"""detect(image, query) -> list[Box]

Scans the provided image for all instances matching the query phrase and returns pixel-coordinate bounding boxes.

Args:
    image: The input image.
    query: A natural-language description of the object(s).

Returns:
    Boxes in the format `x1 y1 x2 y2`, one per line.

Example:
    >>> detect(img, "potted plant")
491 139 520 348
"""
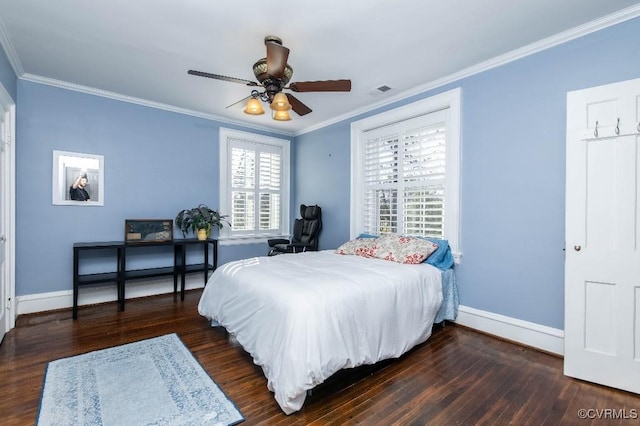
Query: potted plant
175 204 229 240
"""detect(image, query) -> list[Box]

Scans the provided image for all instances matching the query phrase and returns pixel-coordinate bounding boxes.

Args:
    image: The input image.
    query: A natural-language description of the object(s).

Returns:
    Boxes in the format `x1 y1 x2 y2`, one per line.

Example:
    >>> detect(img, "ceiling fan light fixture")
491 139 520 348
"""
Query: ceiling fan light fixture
188 35 352 122
244 98 265 115
270 93 291 111
272 109 291 121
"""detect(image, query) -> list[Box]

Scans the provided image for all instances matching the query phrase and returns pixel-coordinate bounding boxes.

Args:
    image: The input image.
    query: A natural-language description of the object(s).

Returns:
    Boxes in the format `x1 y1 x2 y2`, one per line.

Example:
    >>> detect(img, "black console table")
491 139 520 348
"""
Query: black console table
73 238 217 319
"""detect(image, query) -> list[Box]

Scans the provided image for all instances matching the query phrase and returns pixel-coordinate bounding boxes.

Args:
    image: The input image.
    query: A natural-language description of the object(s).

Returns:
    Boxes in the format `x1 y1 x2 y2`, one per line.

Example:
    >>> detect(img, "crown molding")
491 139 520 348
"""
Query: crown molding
0 17 24 77
19 73 295 138
295 4 640 136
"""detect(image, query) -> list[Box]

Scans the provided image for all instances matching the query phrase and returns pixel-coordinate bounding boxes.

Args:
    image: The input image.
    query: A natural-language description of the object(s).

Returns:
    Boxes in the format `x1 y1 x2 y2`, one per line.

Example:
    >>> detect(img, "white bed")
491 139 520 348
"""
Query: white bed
198 249 444 414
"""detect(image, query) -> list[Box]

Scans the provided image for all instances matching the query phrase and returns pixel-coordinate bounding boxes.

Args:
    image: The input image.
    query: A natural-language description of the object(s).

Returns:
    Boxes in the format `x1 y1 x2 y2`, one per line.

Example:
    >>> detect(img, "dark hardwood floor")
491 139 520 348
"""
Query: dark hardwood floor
1 289 638 425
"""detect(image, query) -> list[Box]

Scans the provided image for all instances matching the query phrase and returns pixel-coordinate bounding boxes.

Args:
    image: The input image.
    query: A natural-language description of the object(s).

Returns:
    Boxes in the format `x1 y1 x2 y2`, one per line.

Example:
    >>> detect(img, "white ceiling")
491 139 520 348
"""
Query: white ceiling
1 0 639 135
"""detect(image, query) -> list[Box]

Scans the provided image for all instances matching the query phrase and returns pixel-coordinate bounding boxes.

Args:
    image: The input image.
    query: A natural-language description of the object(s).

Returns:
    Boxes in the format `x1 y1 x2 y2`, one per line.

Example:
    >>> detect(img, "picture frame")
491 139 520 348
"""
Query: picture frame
52 150 104 206
125 219 174 243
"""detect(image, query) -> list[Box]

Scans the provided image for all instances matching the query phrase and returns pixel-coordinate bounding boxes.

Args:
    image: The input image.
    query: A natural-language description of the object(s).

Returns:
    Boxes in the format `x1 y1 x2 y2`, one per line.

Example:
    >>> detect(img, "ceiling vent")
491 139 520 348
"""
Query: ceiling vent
369 85 393 96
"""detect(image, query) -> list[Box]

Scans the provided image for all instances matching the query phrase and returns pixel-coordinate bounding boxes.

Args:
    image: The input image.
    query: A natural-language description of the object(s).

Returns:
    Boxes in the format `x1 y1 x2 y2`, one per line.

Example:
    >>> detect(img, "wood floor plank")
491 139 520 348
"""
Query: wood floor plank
1 289 639 425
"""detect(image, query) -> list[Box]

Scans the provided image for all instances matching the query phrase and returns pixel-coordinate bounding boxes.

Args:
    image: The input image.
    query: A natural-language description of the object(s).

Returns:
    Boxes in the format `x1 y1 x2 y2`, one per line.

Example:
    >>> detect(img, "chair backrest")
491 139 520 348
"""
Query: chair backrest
291 204 322 250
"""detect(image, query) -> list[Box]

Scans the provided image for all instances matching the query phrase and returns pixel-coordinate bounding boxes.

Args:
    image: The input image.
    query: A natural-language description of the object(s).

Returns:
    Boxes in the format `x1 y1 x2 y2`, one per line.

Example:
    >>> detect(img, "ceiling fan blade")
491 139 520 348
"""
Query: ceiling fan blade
266 41 290 79
288 80 351 92
286 93 312 116
225 95 252 109
188 70 258 86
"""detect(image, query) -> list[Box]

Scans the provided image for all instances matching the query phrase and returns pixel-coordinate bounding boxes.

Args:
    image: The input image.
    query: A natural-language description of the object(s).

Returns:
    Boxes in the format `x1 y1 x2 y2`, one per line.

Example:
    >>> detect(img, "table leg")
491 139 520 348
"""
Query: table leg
204 242 209 284
180 243 186 301
118 246 126 311
173 245 180 295
73 247 79 319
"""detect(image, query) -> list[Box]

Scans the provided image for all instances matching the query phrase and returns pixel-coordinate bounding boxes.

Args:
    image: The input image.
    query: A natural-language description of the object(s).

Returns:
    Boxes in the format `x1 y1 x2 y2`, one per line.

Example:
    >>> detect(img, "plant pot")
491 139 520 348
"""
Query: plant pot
197 229 208 241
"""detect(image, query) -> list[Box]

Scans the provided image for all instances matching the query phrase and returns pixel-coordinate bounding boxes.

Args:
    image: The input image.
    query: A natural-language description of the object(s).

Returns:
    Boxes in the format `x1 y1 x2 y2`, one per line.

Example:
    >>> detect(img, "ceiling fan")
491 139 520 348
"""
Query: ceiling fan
188 35 351 120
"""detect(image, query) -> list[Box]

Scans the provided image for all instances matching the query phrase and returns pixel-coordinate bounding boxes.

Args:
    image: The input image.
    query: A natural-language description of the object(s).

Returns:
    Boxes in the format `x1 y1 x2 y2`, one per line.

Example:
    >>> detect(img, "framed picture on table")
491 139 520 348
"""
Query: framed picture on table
125 219 174 243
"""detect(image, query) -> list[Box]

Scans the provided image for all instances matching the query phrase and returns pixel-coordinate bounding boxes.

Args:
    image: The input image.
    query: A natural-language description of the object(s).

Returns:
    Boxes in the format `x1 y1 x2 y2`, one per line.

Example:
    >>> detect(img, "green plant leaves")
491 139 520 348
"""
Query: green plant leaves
175 204 229 237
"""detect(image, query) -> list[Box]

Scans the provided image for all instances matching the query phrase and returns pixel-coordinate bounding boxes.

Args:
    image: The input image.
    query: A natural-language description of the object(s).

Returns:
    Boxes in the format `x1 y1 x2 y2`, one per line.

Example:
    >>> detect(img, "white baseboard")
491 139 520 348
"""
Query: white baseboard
16 276 205 316
453 305 564 356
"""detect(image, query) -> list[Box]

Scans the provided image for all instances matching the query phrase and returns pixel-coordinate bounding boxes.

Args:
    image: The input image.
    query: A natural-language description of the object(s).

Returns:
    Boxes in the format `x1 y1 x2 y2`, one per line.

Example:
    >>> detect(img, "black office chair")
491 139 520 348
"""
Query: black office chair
268 204 322 256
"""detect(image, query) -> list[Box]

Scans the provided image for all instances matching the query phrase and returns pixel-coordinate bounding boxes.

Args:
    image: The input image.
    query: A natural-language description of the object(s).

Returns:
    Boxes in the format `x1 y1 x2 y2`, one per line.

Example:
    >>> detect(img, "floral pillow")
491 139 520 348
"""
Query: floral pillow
372 234 438 264
335 238 378 258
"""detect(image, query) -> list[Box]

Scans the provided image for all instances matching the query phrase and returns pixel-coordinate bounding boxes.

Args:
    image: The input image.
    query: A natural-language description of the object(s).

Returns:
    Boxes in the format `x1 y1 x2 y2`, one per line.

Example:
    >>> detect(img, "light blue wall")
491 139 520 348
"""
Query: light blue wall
294 120 351 250
16 81 291 296
294 17 640 330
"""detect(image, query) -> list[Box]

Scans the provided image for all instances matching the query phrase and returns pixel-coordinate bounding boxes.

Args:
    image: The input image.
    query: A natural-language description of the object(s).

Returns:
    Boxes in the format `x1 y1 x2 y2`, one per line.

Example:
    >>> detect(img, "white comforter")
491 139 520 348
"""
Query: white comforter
197 250 443 414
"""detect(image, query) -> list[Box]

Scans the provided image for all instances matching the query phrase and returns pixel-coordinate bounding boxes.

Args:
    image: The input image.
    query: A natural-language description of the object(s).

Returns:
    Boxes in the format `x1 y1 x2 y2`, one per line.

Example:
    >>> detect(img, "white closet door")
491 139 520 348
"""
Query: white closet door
565 77 640 393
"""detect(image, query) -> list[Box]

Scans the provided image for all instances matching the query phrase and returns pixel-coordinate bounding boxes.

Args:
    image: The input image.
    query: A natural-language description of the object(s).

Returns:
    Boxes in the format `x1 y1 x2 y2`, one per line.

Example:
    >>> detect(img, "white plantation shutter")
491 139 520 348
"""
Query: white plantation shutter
230 146 255 231
259 152 281 230
219 128 290 243
362 110 448 238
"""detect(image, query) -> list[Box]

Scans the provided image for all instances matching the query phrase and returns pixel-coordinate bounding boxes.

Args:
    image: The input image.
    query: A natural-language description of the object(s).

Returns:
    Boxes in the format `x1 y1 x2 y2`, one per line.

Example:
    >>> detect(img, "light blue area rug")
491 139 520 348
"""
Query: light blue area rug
37 333 244 426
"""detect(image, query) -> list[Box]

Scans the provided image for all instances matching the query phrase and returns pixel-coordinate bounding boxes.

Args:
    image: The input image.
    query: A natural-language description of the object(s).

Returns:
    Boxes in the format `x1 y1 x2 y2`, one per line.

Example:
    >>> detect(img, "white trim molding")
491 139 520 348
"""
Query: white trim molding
16 276 205 316
454 305 564 356
0 17 23 76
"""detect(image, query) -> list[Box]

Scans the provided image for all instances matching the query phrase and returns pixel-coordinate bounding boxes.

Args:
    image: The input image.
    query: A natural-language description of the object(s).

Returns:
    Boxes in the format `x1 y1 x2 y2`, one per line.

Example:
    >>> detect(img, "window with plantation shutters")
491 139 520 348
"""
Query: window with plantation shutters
351 89 461 261
219 128 290 244
363 111 447 238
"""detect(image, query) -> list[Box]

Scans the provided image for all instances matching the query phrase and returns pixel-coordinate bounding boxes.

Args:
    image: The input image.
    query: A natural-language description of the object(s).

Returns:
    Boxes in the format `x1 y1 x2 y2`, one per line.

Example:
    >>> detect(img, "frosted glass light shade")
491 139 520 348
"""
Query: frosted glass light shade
273 109 291 121
244 98 265 115
270 93 291 111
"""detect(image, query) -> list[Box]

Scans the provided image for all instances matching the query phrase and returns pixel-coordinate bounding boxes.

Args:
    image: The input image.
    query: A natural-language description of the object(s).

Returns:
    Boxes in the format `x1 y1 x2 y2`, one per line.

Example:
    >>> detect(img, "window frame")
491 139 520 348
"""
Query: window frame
350 88 462 263
219 127 290 246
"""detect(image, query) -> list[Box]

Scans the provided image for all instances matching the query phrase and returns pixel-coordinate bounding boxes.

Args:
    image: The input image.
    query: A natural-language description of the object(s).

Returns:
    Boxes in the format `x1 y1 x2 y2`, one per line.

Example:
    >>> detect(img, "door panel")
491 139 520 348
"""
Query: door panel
584 280 615 354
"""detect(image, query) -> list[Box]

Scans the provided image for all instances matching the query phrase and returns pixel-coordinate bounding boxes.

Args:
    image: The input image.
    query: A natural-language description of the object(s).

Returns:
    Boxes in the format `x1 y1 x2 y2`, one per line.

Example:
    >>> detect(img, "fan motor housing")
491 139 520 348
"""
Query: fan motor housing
252 58 293 86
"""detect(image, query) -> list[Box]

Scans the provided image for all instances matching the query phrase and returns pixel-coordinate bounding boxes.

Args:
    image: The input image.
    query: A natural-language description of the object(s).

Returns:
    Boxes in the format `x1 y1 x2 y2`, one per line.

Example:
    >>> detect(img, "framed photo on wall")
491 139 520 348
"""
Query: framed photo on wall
52 150 104 206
